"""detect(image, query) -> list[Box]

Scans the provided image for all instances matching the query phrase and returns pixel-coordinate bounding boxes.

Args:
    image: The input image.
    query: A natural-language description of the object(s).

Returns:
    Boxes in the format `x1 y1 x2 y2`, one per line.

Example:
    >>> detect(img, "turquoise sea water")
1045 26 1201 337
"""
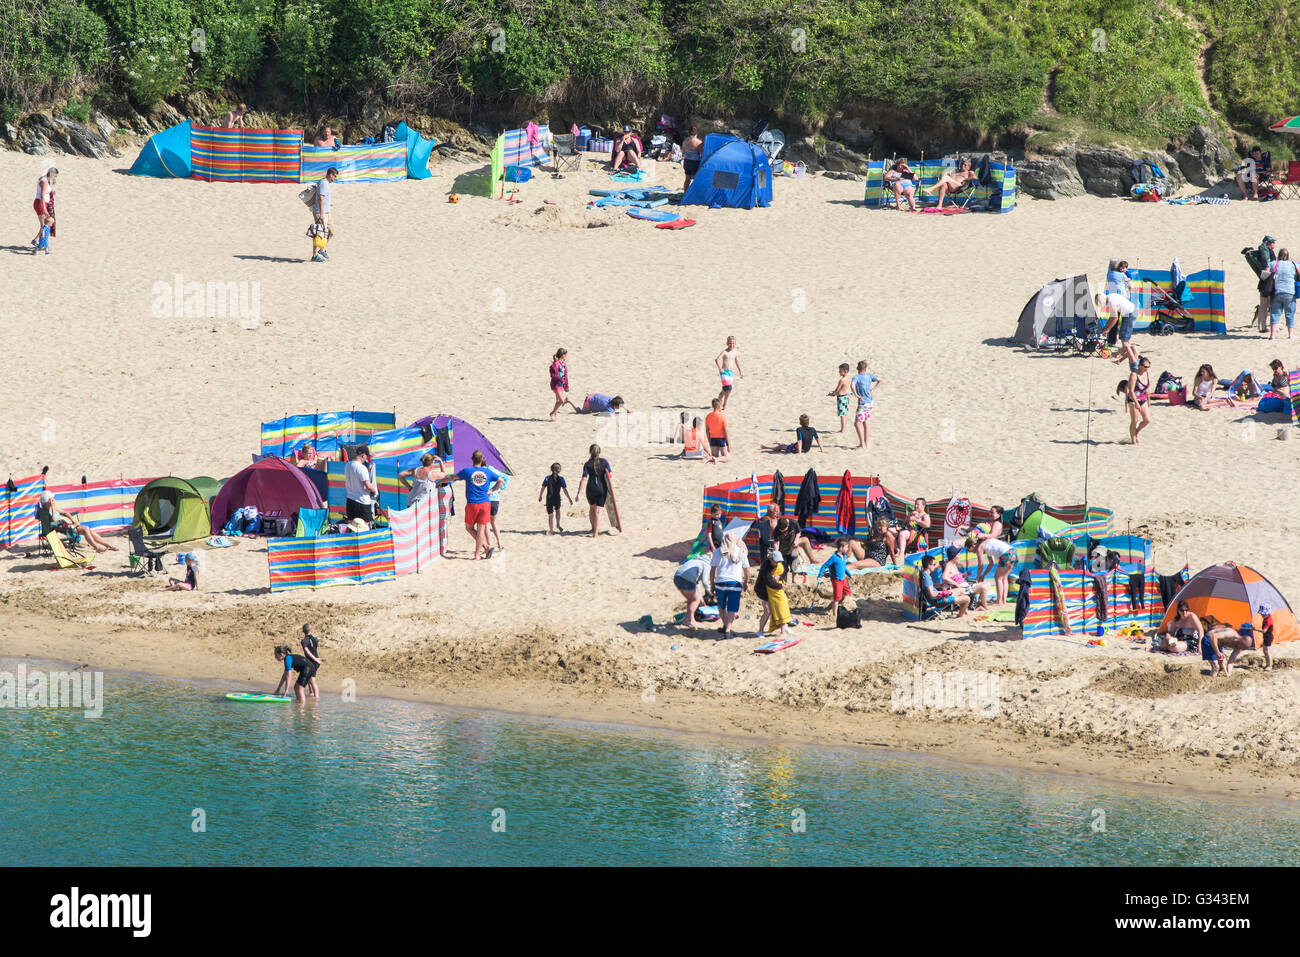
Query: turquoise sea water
0 662 1297 866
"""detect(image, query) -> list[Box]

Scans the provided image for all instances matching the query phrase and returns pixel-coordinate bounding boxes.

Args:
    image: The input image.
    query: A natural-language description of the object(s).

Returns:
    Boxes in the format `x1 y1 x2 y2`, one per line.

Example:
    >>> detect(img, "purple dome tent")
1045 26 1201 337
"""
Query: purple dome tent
209 457 326 534
405 415 512 475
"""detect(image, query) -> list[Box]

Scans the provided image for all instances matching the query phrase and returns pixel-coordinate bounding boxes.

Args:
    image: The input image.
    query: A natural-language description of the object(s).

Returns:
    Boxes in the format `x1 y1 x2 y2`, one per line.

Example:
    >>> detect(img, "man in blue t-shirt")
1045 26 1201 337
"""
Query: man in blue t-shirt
435 450 504 559
850 359 881 450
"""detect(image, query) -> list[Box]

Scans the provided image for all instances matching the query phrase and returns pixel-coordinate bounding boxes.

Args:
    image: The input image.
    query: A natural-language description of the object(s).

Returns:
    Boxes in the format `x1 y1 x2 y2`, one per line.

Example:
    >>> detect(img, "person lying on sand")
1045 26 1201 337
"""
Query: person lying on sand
759 414 825 454
580 393 625 415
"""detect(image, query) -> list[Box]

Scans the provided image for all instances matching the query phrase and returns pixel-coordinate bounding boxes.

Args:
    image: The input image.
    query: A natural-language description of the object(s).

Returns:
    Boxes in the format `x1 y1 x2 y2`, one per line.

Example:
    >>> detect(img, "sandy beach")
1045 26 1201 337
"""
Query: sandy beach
3 149 1300 798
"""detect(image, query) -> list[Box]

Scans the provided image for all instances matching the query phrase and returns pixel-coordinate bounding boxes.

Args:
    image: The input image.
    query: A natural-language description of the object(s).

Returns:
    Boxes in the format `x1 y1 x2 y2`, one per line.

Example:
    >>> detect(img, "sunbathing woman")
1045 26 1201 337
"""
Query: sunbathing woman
919 157 977 206
853 518 899 569
41 490 118 552
898 498 931 554
1163 600 1203 654
1270 359 1289 392
883 158 918 212
941 545 990 615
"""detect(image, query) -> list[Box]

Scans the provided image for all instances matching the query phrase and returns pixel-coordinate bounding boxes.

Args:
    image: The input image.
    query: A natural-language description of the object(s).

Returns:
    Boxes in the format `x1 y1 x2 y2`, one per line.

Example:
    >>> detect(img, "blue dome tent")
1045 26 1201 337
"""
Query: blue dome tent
680 134 772 209
128 120 192 178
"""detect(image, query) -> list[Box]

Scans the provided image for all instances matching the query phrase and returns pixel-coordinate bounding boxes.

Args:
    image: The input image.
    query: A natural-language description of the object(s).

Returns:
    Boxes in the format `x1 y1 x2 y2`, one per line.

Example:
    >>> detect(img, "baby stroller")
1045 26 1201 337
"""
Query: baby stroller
1146 283 1195 335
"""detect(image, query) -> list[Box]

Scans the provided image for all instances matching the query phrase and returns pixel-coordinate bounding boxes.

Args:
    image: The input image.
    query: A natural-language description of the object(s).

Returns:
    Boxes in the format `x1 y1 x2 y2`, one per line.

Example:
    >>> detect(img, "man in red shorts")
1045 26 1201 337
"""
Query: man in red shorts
436 449 505 560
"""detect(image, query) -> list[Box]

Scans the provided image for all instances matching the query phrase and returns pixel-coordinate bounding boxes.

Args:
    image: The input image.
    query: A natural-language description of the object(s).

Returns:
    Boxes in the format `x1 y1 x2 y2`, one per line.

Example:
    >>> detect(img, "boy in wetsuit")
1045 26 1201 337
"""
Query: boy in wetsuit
539 463 573 534
273 645 311 699
299 624 322 700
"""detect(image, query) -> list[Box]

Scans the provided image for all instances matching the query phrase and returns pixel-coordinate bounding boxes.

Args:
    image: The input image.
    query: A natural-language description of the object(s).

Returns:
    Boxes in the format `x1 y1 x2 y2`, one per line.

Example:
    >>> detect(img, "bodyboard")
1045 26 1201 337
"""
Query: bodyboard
627 208 680 222
604 470 622 533
655 219 696 230
754 636 801 654
225 692 293 703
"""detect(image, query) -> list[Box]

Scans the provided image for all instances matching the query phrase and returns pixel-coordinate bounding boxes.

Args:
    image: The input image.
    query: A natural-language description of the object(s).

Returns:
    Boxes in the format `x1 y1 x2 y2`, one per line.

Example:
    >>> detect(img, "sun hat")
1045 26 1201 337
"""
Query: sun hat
768 547 783 563
1259 603 1273 615
945 545 960 560
347 518 369 533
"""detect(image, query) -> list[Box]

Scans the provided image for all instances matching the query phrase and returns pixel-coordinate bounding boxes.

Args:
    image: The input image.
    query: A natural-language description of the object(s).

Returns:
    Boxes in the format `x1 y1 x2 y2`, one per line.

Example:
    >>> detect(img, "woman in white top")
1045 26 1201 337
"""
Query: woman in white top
709 530 751 639
31 167 57 247
968 533 1014 605
399 453 445 508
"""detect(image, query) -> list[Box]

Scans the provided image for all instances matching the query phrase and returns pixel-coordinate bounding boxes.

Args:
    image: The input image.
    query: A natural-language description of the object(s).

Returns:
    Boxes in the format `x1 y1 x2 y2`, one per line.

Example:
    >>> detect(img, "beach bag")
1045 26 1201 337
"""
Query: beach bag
836 603 862 629
505 164 532 183
298 184 318 208
1154 370 1182 394
1259 393 1286 413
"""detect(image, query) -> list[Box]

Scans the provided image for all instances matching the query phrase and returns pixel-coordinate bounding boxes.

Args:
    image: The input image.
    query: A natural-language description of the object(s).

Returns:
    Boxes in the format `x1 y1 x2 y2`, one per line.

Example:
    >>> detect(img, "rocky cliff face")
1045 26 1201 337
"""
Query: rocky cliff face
1017 125 1241 200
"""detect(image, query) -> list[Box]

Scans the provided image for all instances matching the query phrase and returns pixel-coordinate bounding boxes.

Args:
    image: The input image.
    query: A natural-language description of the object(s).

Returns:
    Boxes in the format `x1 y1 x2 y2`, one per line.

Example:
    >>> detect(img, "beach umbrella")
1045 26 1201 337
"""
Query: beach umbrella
1268 116 1300 134
1158 563 1299 642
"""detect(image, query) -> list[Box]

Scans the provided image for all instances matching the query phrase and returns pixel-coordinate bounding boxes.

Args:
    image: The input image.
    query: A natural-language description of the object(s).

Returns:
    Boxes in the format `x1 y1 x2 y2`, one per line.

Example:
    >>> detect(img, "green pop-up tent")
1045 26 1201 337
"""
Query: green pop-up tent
133 476 220 543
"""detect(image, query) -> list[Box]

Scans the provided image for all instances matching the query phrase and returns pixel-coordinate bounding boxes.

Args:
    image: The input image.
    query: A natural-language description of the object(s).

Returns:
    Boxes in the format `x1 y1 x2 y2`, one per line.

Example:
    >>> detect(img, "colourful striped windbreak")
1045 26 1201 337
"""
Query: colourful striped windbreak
1125 268 1226 334
326 460 410 519
0 474 44 546
266 529 395 592
300 142 406 184
191 126 303 183
1290 369 1300 426
388 486 451 576
364 424 437 462
48 477 158 534
899 529 1139 620
1018 567 1186 638
501 125 551 168
260 411 396 458
863 159 1016 212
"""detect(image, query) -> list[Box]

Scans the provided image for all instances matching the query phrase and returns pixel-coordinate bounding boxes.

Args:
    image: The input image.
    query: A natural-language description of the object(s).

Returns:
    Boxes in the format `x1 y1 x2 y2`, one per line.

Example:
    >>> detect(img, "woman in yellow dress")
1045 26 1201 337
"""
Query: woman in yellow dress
760 547 792 636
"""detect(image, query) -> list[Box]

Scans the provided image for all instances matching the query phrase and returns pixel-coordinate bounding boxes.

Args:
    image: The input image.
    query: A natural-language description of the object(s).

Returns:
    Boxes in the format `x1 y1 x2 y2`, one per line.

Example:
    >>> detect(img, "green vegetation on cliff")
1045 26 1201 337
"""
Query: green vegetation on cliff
1 0 1296 142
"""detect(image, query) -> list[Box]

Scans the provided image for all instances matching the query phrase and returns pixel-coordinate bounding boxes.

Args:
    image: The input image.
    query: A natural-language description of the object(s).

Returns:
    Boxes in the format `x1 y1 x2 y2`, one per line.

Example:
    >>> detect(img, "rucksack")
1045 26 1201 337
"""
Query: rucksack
1007 494 1044 538
836 603 862 629
1155 370 1183 394
1242 246 1265 274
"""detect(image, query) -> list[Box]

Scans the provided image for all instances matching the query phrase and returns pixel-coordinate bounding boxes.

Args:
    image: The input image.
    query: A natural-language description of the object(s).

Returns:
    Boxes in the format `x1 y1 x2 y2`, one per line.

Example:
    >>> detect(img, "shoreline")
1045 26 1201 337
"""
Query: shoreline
3 602 1298 802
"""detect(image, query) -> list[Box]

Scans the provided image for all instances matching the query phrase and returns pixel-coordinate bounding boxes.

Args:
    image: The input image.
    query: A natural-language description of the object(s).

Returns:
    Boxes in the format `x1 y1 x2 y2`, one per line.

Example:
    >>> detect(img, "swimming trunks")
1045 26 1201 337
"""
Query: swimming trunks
720 369 735 391
836 393 851 417
1201 635 1220 661
856 405 873 424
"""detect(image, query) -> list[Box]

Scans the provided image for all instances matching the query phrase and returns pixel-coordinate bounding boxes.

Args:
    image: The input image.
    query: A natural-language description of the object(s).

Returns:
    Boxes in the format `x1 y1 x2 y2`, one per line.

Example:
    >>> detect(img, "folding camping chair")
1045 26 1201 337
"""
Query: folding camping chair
1274 160 1300 200
128 524 165 576
550 133 581 174
918 572 960 621
37 502 88 558
47 531 94 570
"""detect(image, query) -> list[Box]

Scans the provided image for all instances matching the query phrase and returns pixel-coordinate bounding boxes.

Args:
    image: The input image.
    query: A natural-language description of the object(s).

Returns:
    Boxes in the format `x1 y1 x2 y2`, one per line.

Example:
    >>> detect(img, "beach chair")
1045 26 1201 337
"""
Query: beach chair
128 525 165 575
1274 160 1300 200
550 134 581 173
918 575 959 621
47 531 94 570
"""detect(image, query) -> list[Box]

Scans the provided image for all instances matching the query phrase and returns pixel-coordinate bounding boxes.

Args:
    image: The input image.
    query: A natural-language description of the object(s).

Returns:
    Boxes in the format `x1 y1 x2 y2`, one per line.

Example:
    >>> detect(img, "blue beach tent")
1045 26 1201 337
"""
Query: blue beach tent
393 122 435 180
128 120 192 177
681 134 772 209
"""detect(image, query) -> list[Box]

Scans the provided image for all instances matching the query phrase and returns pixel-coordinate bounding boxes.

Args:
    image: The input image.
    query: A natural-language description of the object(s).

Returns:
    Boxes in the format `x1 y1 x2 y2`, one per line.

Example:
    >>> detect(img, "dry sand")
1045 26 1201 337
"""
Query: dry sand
2 149 1300 798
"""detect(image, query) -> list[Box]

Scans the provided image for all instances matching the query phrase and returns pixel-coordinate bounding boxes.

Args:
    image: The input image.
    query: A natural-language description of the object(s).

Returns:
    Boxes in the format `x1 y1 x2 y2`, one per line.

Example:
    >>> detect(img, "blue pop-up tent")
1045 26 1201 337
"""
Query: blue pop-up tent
393 122 435 180
128 120 192 177
681 134 772 209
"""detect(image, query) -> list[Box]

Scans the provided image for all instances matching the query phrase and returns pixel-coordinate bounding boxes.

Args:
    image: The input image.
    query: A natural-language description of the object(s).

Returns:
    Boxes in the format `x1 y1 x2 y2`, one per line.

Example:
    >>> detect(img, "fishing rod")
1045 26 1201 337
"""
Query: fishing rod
1083 360 1094 516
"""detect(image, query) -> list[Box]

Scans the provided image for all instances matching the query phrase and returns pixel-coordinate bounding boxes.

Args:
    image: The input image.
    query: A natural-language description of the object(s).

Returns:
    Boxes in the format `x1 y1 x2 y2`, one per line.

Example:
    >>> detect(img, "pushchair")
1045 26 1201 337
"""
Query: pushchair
1146 282 1195 335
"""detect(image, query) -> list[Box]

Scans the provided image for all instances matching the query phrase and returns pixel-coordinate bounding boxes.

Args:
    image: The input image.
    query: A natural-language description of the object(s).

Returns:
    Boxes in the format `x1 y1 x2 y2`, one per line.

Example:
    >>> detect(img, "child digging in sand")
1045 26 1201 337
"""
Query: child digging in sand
539 462 573 534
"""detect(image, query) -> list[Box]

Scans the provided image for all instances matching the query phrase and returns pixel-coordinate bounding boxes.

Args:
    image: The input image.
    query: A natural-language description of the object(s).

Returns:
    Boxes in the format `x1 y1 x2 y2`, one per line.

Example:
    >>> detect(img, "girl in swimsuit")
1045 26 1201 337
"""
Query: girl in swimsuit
1120 356 1152 445
549 347 579 419
899 498 930 554
1269 359 1288 392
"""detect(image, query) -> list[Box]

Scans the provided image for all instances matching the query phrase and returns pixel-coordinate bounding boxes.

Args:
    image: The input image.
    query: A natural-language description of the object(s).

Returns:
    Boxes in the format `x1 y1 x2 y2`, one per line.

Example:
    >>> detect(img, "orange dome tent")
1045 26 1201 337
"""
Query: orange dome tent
1158 563 1298 642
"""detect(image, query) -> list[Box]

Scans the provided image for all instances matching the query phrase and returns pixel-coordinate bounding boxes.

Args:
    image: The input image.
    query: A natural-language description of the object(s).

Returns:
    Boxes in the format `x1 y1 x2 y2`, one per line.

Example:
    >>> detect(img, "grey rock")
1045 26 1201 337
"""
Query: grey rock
55 116 120 158
822 170 861 181
1016 157 1085 200
828 116 876 152
93 112 116 140
1173 125 1239 187
1071 146 1183 197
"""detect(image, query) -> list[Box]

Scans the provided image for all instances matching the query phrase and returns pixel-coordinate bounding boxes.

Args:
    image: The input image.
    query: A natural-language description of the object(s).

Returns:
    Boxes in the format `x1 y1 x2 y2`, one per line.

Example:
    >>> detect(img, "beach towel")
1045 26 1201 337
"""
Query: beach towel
610 170 647 183
794 469 820 525
771 472 786 515
835 471 855 536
